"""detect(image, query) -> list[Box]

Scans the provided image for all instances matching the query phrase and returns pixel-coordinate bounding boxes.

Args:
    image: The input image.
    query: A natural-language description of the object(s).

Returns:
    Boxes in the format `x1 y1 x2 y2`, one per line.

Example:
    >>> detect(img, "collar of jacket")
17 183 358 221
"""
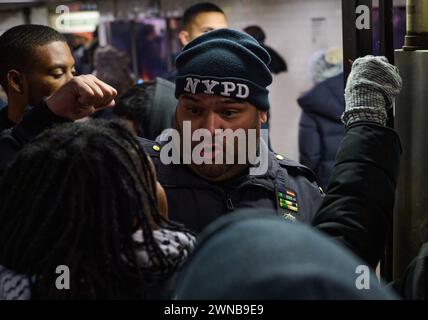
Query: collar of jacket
137 137 318 190
155 150 313 193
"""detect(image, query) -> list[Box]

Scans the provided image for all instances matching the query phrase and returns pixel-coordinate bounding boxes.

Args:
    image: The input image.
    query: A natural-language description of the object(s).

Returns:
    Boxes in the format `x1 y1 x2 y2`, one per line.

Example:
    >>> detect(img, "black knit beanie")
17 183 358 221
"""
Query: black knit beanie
175 28 273 111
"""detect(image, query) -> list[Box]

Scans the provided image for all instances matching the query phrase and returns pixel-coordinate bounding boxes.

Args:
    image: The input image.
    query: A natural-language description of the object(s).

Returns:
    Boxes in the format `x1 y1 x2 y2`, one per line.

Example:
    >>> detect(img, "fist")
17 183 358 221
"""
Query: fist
46 75 117 120
346 56 402 109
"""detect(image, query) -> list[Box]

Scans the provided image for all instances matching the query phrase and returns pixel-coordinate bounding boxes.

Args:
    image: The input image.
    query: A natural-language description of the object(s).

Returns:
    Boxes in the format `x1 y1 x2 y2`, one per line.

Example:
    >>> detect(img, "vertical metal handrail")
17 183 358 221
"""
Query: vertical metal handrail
342 0 396 281
342 0 373 83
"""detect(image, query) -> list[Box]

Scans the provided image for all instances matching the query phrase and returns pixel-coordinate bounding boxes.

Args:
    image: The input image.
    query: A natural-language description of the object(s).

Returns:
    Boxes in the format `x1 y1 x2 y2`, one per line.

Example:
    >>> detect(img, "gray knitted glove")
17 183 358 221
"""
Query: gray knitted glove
342 55 402 126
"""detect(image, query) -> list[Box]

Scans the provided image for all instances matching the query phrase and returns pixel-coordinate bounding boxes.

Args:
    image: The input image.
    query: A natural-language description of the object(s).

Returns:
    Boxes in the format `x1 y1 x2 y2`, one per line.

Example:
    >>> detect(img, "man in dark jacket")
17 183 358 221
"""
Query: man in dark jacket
173 55 403 299
148 29 323 232
0 25 75 132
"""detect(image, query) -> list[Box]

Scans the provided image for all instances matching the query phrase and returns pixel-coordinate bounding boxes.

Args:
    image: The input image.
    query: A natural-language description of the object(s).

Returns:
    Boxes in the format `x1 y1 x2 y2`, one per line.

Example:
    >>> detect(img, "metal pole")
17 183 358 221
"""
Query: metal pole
393 0 428 281
165 18 173 72
377 0 395 282
394 50 428 280
342 0 373 84
404 0 428 50
379 0 394 63
342 1 398 280
130 20 139 81
23 7 31 24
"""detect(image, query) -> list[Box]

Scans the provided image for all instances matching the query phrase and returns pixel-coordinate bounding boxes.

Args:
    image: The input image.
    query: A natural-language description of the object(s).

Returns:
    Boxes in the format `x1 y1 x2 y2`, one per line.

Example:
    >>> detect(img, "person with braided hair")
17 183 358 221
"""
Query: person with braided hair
0 119 195 299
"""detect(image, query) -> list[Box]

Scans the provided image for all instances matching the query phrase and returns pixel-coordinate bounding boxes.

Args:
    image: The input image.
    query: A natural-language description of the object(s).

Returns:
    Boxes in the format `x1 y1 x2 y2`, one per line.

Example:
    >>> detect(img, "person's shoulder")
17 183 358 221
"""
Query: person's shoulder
137 137 161 158
273 154 325 198
273 153 320 185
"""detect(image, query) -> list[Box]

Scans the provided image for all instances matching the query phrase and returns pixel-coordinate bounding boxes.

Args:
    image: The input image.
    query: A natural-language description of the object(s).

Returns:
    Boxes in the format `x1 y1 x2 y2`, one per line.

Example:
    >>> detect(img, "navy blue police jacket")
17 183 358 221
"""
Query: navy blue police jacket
139 138 324 233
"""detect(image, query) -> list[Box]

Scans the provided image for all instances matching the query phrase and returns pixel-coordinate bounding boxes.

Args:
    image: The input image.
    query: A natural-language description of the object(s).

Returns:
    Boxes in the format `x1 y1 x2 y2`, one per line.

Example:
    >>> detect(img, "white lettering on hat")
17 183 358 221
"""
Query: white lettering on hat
221 82 236 96
202 80 220 94
183 77 251 99
184 77 201 94
236 83 249 99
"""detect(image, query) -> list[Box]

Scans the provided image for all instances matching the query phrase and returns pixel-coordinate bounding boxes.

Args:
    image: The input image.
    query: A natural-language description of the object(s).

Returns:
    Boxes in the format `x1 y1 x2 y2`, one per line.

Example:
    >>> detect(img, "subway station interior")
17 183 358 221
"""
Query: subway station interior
0 0 427 303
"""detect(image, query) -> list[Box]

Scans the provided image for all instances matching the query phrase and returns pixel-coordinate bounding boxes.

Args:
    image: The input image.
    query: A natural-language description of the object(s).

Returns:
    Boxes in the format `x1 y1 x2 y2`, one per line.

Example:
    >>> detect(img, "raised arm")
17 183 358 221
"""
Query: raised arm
0 75 117 175
312 56 403 268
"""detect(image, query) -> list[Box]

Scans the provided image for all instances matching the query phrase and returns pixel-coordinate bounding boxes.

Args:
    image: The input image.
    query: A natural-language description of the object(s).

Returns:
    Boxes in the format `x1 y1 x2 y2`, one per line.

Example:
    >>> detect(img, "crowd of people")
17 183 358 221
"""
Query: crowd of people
0 2 426 300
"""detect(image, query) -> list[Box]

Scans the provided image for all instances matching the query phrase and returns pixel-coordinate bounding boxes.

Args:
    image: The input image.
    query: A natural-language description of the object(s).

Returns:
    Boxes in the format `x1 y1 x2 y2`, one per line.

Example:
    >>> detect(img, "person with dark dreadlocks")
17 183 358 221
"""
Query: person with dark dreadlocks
0 119 195 299
0 74 194 299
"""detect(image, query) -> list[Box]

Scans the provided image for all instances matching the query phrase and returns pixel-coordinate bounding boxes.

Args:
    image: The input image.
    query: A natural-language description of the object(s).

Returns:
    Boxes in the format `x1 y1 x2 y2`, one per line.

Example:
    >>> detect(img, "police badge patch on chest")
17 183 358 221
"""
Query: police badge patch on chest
277 189 299 222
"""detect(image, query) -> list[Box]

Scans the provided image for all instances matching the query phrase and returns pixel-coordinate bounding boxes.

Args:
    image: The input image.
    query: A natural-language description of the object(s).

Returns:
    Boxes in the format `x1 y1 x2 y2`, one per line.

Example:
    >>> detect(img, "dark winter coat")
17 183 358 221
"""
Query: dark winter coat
298 73 345 189
141 139 323 234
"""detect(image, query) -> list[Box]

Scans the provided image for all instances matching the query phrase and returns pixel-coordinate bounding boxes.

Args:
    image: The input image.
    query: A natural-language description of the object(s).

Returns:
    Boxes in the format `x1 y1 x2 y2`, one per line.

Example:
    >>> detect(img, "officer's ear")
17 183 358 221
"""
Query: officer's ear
259 111 268 124
178 30 191 46
6 70 24 94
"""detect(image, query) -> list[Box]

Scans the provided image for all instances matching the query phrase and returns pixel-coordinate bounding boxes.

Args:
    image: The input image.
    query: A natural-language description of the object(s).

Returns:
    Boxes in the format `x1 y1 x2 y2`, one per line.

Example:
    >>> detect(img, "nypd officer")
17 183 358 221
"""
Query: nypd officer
143 29 323 233
0 29 323 234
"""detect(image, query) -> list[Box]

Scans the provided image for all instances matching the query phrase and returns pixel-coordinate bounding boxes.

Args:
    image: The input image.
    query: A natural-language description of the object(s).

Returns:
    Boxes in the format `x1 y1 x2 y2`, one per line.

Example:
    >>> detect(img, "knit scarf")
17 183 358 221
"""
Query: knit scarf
0 229 196 300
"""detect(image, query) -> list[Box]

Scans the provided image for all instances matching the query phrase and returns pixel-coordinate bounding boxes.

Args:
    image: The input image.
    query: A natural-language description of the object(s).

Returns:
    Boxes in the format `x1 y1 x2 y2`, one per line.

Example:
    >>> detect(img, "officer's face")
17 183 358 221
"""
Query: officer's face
175 93 268 181
179 12 228 46
22 41 76 106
